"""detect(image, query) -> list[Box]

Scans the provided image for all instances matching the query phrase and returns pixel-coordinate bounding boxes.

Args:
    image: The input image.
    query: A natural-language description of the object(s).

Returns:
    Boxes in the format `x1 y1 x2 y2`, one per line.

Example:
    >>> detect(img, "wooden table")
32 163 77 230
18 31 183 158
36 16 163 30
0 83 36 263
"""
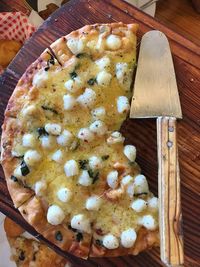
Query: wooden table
0 1 200 266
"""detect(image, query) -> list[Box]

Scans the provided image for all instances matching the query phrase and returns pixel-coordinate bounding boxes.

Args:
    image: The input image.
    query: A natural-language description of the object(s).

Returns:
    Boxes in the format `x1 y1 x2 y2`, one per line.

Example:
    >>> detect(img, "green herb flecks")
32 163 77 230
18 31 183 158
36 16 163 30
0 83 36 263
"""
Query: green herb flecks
70 71 77 80
78 159 89 170
37 127 49 138
96 239 103 246
11 175 18 182
76 232 83 242
88 169 99 184
101 155 109 161
55 231 63 241
41 105 58 115
87 77 96 86
20 160 30 176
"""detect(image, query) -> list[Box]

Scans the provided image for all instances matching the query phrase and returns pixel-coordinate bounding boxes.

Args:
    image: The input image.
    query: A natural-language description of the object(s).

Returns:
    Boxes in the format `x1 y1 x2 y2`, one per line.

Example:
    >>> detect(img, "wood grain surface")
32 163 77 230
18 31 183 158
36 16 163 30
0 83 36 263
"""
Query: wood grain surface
0 0 200 266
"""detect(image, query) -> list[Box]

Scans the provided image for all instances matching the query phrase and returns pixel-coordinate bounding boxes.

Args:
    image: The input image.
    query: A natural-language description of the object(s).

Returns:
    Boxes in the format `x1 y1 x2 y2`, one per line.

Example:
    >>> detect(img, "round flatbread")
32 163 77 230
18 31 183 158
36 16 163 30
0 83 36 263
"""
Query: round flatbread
1 22 159 259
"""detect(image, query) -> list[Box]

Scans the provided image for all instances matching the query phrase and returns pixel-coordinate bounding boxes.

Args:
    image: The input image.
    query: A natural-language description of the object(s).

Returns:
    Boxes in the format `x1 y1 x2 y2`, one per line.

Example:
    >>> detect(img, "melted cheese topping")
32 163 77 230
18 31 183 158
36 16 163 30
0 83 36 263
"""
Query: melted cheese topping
11 24 158 248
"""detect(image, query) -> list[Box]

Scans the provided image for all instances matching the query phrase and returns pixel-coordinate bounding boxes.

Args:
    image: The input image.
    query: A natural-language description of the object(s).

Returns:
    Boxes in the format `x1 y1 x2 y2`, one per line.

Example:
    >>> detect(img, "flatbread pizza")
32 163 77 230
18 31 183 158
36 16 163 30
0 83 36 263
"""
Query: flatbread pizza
1 22 159 259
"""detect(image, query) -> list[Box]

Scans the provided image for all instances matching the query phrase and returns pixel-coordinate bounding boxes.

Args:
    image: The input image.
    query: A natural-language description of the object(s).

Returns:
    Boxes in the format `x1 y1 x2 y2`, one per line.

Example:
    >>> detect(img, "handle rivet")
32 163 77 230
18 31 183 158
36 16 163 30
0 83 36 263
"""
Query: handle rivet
167 141 173 148
168 126 174 132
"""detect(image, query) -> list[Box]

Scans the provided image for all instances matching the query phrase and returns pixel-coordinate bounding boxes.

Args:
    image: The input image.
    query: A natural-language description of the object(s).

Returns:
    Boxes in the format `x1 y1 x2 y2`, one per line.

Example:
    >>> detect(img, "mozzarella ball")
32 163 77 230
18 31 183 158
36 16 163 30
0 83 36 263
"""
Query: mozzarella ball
13 165 22 178
32 69 48 88
24 150 41 166
106 34 122 50
96 71 112 86
40 136 55 149
71 214 91 234
64 160 79 177
51 149 63 163
89 120 107 136
34 180 47 196
91 107 106 120
126 183 135 198
134 174 149 194
121 175 133 186
86 195 102 211
123 145 136 162
121 228 137 248
22 133 36 148
45 123 61 135
107 131 125 145
67 38 84 55
117 96 130 114
77 88 96 108
63 94 76 111
57 188 72 203
131 199 147 212
142 215 157 230
77 128 94 143
89 156 102 170
107 171 118 189
78 170 92 186
116 62 129 84
103 234 119 249
57 130 73 146
64 77 83 93
148 197 158 211
47 205 65 225
95 57 110 70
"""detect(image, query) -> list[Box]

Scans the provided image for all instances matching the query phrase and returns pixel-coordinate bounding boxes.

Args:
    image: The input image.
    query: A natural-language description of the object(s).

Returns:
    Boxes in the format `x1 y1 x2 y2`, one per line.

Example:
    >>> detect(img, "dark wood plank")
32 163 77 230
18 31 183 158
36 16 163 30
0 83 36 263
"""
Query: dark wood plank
0 0 200 266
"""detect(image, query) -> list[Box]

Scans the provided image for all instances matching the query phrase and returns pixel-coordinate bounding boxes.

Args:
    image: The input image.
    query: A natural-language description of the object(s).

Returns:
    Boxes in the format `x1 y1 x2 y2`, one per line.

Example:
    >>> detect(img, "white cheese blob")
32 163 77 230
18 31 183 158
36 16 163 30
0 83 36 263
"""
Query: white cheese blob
121 175 133 186
126 183 135 198
64 159 79 177
116 62 129 84
47 205 65 225
45 123 61 135
134 174 149 194
106 34 122 50
123 145 136 162
51 149 63 163
117 96 130 114
77 128 94 143
78 170 92 186
96 70 112 86
107 131 125 145
57 188 72 203
67 38 84 55
91 107 106 120
89 156 102 170
24 150 41 166
22 133 36 148
120 228 137 248
40 136 55 149
148 197 159 210
131 199 147 212
71 214 91 234
85 195 102 211
13 165 23 178
57 130 73 146
107 171 118 189
32 69 48 88
77 88 96 108
95 57 110 70
64 77 83 93
89 120 107 136
63 94 76 110
102 234 119 249
142 215 157 230
34 180 47 196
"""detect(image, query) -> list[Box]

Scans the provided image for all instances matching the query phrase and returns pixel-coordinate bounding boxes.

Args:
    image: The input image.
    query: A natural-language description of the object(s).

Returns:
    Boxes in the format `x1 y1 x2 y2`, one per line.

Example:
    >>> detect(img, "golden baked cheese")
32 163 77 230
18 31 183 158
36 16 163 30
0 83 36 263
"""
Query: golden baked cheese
1 23 159 259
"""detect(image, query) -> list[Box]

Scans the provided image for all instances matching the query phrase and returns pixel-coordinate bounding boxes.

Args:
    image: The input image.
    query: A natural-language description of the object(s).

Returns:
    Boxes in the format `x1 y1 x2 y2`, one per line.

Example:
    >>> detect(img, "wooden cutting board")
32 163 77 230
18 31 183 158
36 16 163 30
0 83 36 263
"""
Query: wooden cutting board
0 0 200 266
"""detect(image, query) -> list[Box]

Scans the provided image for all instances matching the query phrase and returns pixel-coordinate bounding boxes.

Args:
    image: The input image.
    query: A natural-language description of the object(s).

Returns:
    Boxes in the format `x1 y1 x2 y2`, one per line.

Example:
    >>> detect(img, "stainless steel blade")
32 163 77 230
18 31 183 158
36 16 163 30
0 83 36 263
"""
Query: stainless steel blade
130 30 182 119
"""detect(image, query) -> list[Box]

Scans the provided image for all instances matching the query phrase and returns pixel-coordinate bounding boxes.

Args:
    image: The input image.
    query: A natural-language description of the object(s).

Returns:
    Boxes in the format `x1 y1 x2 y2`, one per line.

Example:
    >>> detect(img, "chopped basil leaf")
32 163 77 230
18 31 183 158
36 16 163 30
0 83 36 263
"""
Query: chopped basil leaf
96 239 103 246
37 127 49 137
78 159 89 170
41 105 58 115
76 53 87 58
68 224 77 232
101 155 109 161
18 250 25 261
11 175 18 182
55 231 63 241
20 160 30 176
134 192 148 197
70 71 77 80
76 232 83 242
87 78 96 86
88 169 99 184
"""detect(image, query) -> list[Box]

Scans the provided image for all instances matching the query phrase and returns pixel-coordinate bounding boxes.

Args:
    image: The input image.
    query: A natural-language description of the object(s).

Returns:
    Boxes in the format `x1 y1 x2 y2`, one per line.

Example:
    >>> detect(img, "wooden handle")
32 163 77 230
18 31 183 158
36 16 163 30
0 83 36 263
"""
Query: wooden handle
157 117 184 266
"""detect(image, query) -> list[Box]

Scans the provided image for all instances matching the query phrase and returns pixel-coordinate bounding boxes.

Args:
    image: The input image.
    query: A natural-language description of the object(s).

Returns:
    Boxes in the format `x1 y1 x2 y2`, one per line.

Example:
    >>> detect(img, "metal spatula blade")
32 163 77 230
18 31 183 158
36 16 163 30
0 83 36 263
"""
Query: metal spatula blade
130 30 182 119
130 30 184 267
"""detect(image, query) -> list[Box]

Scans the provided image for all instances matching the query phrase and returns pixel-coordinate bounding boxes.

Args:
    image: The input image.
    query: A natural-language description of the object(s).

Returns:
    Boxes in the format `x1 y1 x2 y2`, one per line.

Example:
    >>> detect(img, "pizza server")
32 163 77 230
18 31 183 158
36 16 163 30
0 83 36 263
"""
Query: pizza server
130 31 184 266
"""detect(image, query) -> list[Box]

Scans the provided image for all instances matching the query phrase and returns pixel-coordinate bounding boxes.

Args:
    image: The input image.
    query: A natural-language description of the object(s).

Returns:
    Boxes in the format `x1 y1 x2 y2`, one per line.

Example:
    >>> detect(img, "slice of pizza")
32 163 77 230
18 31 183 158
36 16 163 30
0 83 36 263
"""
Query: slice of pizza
1 22 159 259
4 217 71 267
